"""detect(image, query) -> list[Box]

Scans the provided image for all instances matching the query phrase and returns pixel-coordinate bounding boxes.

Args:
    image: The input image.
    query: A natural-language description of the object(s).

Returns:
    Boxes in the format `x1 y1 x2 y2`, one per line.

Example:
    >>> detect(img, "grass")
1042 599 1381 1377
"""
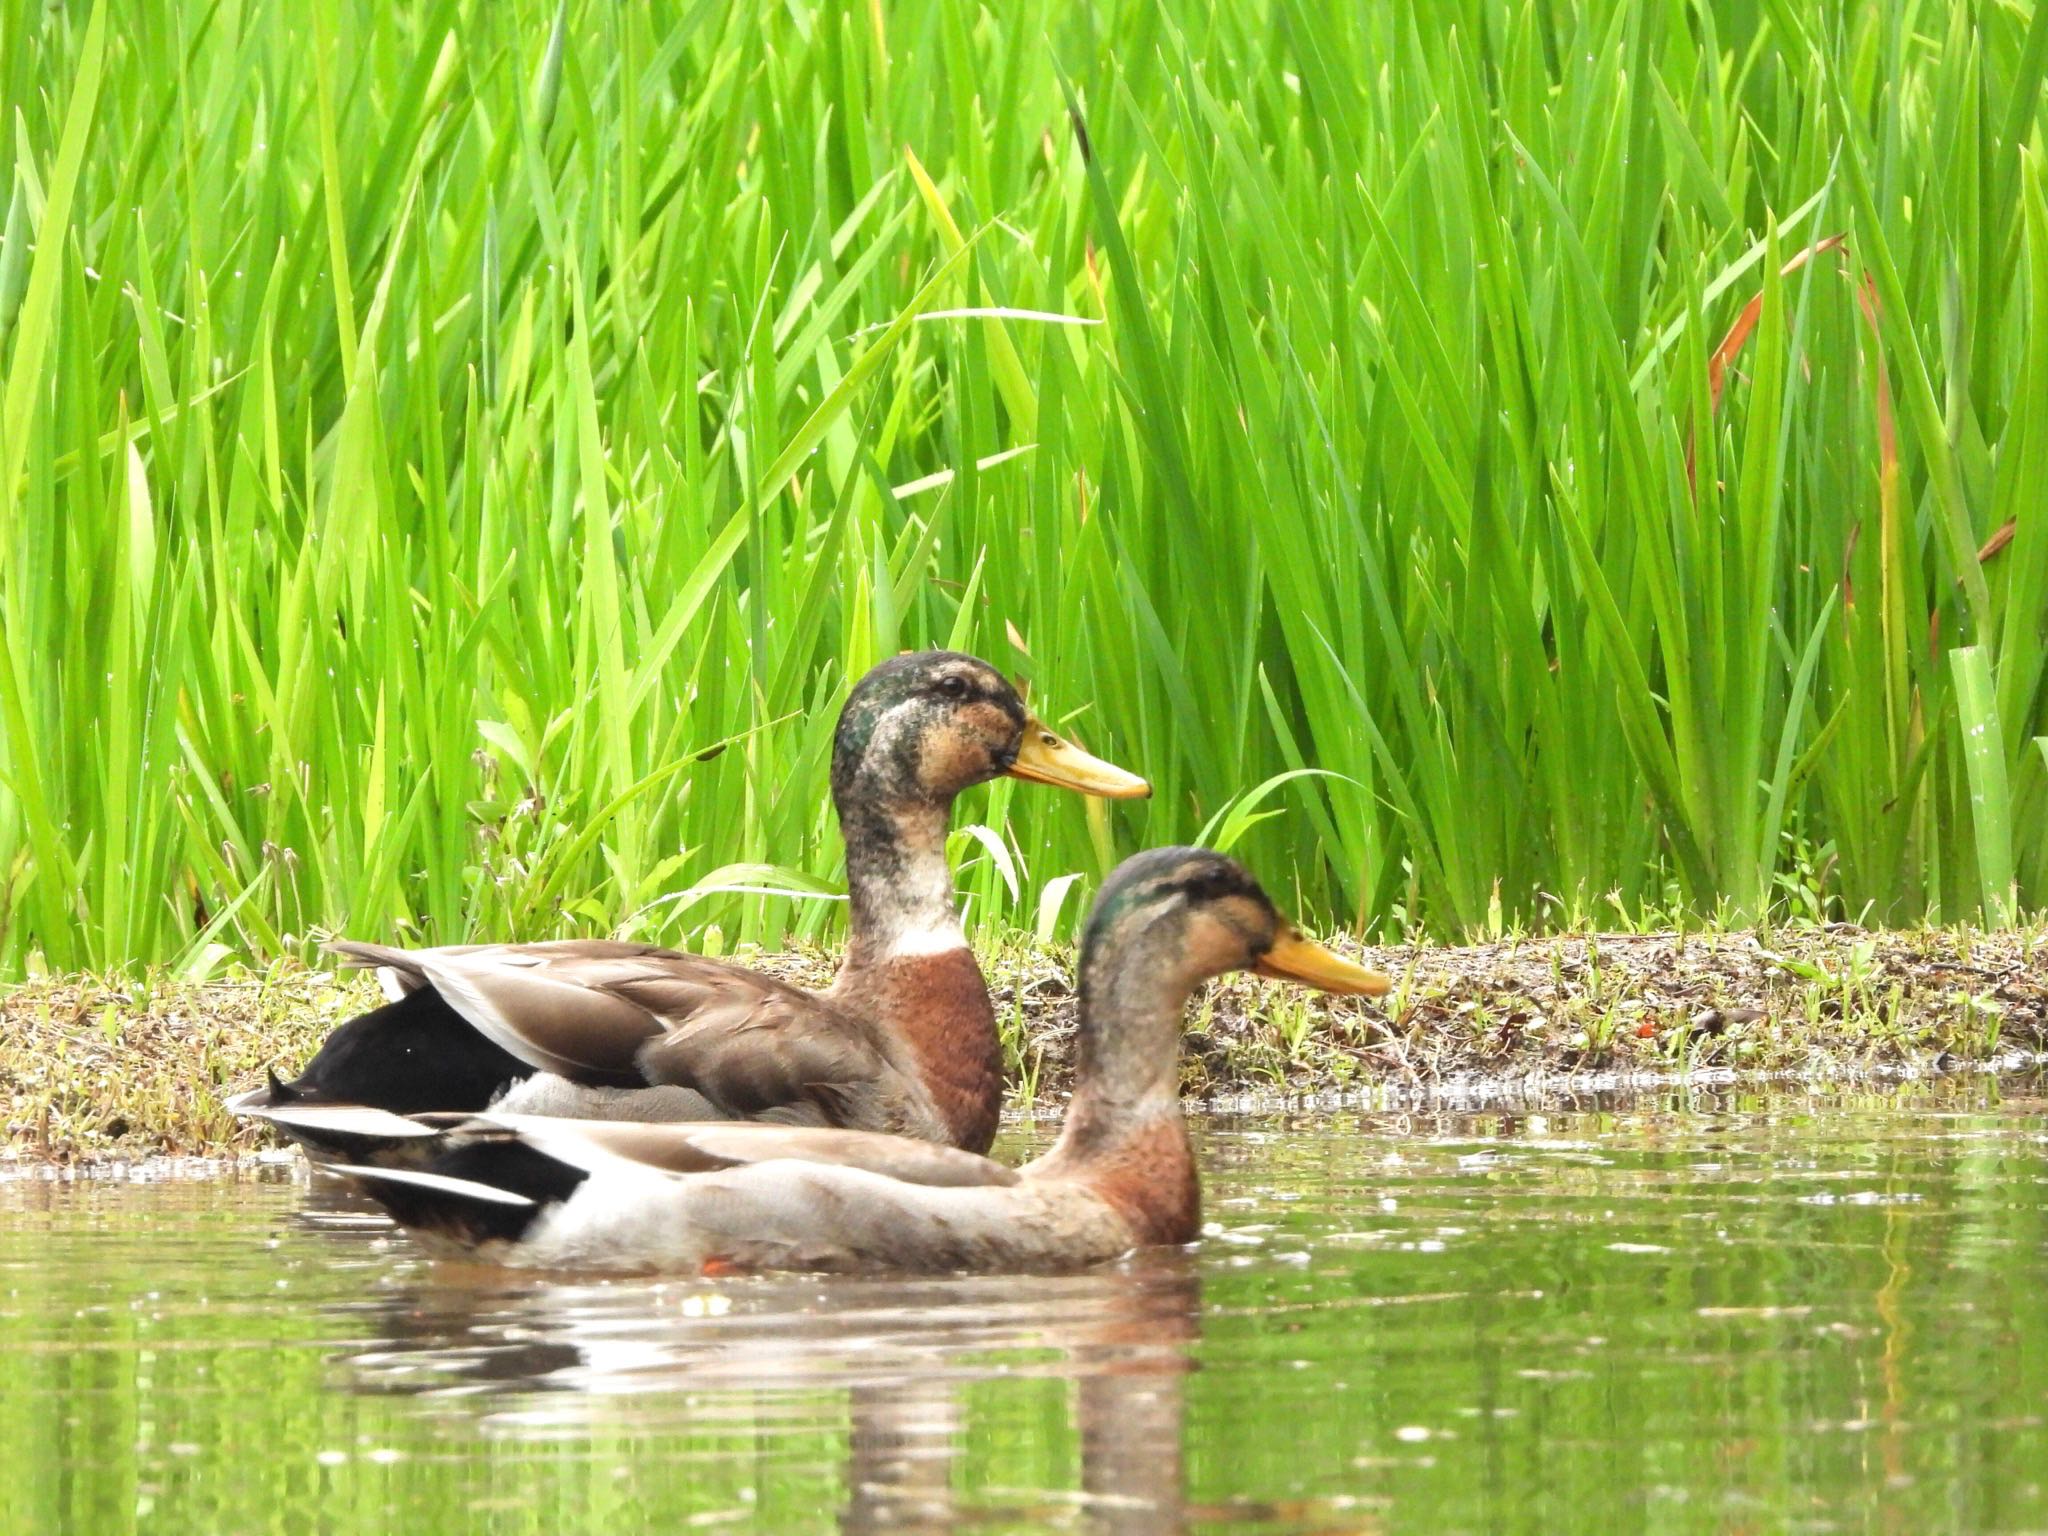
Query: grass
2 0 2048 978
8 922 2047 1161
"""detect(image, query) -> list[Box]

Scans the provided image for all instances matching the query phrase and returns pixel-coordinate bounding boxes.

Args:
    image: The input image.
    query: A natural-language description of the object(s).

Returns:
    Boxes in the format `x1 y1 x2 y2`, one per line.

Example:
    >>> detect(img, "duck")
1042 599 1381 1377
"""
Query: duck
313 847 1391 1274
232 651 1149 1161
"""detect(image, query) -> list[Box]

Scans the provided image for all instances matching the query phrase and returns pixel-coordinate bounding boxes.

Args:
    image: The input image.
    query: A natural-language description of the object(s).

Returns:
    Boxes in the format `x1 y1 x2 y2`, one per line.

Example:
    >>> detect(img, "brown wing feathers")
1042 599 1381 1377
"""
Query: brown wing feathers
482 1114 1018 1190
325 941 897 1119
415 957 660 1084
628 983 890 1119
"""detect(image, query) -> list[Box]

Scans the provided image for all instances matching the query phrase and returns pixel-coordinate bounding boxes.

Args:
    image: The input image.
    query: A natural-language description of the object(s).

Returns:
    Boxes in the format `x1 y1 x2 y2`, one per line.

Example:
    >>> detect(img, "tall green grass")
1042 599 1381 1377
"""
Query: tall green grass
3 0 2047 976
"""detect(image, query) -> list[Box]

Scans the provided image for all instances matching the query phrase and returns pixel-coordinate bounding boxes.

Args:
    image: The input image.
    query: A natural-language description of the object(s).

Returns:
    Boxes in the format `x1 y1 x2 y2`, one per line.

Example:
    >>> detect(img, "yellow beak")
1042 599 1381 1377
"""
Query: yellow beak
1253 927 1392 995
1005 717 1151 799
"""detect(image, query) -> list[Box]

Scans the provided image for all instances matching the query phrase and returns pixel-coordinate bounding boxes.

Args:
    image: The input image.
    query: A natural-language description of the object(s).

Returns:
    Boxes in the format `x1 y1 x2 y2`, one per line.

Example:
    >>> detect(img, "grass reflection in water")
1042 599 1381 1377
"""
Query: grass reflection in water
5 1083 2048 1533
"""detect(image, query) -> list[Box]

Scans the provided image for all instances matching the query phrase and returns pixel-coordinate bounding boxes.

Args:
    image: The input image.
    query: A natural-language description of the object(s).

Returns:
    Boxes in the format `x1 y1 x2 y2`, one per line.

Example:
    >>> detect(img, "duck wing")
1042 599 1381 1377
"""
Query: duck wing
327 941 894 1122
354 944 678 1084
329 939 677 1000
598 969 893 1126
479 1113 1018 1189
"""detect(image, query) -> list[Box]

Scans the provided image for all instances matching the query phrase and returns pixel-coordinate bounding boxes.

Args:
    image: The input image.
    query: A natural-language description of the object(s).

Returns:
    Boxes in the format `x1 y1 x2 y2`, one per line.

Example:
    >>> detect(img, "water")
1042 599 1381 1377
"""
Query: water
7 1082 2048 1533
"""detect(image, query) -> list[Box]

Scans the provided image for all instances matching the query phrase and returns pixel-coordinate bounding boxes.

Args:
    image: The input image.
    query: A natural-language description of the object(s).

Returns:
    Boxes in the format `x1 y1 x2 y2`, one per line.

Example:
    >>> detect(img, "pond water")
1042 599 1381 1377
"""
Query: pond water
6 1081 2048 1533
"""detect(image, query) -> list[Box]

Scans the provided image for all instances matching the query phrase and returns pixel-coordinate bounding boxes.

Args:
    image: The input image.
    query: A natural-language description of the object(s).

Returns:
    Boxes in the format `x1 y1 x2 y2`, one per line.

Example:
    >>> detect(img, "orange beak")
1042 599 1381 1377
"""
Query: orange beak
1005 717 1151 799
1253 926 1392 995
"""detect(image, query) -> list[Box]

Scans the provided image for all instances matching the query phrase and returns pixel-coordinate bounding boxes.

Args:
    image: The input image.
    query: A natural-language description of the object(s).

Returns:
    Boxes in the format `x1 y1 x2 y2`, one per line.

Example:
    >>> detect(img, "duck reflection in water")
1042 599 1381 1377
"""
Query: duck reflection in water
836 1259 1198 1535
307 1175 1201 1533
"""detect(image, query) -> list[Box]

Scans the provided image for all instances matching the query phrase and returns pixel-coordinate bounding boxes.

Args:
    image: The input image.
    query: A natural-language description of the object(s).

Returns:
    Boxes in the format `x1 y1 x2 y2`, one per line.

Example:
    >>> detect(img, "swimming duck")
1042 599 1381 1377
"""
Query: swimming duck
318 848 1391 1274
234 652 1148 1160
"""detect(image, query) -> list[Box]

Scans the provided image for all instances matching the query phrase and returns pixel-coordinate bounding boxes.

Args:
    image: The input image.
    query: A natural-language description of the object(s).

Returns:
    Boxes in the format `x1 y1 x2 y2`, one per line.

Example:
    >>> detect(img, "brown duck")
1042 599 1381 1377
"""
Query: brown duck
312 847 1391 1273
234 652 1147 1159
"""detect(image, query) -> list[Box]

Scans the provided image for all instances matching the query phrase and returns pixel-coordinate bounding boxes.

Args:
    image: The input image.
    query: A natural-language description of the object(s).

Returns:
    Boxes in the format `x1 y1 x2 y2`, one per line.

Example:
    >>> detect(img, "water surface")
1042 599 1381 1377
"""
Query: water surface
6 1081 2048 1533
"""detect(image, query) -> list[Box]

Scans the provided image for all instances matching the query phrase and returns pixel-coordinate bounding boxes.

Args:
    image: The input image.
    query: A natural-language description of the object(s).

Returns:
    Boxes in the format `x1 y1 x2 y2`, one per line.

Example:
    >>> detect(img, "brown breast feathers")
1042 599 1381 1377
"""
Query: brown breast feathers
1072 1112 1201 1249
858 948 1004 1154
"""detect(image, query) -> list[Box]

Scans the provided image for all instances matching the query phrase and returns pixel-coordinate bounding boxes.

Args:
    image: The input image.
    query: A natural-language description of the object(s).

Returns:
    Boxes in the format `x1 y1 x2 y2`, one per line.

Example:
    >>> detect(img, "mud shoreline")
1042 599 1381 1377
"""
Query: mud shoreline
5 923 2044 1162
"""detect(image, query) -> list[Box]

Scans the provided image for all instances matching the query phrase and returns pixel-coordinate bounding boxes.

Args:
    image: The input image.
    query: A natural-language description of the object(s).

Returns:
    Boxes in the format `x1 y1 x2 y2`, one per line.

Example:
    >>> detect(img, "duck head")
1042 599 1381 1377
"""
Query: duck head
830 650 1149 811
1071 847 1391 1104
830 652 1148 963
1036 847 1390 1247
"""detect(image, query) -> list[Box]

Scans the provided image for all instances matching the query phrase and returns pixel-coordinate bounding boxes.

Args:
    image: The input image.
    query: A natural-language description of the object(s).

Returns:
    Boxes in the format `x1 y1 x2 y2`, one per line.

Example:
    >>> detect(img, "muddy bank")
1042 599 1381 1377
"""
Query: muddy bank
4 924 2045 1162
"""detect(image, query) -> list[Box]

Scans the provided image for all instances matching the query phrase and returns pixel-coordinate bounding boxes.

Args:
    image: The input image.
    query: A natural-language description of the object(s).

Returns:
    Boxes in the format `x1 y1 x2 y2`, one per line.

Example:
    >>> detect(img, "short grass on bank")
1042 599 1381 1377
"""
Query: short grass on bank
7 922 2047 1163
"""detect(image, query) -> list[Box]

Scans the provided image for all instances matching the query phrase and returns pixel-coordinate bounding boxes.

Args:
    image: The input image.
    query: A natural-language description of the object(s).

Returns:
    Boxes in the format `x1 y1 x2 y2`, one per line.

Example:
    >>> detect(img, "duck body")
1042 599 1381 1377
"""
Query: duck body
236 653 1147 1160
325 849 1390 1275
285 935 1000 1148
348 1117 1145 1275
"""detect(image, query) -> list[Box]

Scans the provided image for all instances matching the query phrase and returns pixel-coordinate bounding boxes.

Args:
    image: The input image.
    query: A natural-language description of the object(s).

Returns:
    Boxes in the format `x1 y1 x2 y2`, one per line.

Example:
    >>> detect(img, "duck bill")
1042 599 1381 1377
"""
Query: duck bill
1254 928 1392 996
1005 718 1151 799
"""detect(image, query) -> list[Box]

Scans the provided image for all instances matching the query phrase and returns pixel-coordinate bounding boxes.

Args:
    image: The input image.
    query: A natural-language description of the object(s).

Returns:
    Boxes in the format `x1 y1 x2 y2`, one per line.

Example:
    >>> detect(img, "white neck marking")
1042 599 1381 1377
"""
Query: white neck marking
882 914 970 959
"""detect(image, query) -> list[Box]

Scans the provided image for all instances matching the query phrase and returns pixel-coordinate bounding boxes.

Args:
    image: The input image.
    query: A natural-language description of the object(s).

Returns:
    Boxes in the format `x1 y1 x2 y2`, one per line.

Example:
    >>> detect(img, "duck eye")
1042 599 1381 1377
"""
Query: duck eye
935 675 969 700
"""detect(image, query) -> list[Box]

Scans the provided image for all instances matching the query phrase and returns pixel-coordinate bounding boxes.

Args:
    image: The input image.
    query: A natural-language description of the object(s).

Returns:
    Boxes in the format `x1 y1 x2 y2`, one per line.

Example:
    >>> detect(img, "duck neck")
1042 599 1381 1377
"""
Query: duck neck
831 790 1003 1154
835 793 964 968
1035 958 1200 1245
